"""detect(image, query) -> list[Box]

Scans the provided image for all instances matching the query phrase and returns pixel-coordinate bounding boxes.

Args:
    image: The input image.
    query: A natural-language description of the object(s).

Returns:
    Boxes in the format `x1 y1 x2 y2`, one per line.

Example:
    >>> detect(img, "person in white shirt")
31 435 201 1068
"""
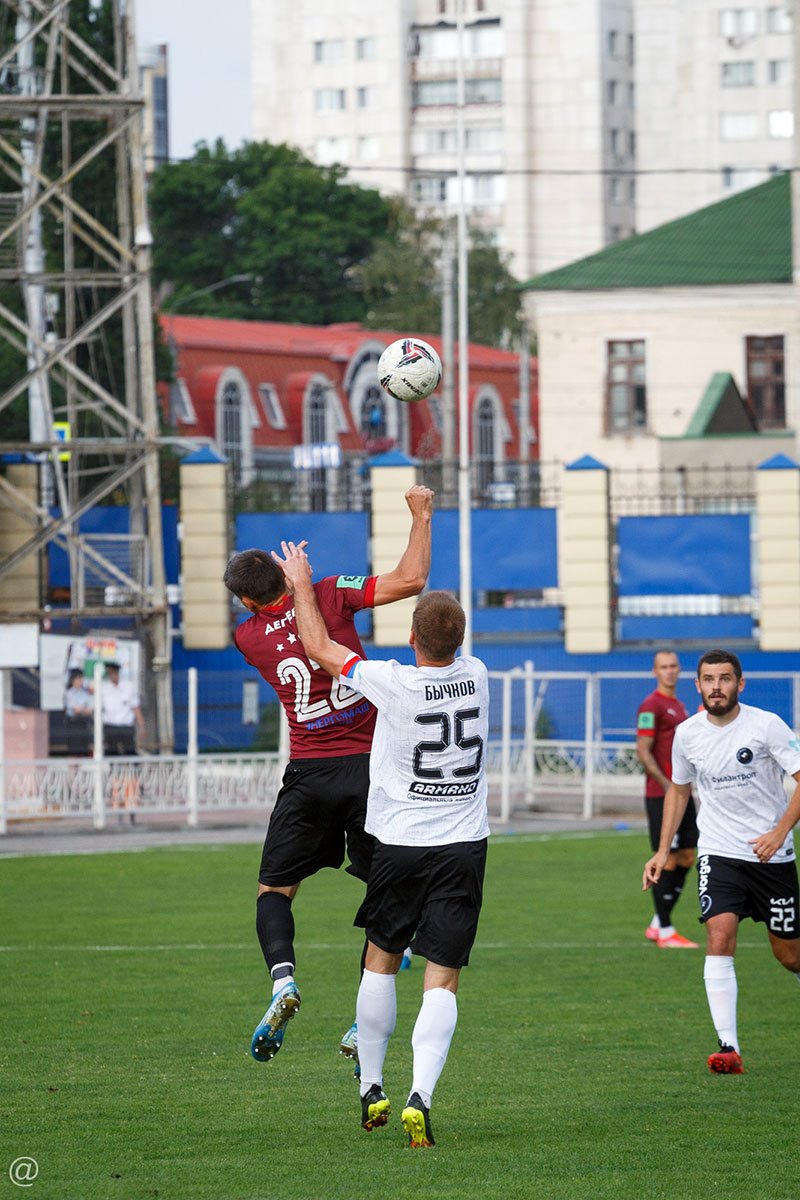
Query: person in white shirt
101 661 144 756
643 649 800 1075
278 538 489 1150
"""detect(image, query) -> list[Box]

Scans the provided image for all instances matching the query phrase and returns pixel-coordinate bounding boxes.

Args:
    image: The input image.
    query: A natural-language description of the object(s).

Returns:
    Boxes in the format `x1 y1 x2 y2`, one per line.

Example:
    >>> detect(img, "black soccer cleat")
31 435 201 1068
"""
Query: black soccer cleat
361 1083 391 1132
401 1092 435 1148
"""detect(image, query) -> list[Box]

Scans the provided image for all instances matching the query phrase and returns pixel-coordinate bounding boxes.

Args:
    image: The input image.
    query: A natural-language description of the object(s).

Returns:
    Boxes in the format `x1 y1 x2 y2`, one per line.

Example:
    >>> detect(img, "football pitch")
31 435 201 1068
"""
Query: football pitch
2 832 798 1200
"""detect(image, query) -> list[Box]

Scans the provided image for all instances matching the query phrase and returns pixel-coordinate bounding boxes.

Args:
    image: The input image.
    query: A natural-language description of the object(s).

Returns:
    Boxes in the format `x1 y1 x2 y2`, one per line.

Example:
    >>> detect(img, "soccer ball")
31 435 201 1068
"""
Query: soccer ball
377 337 442 402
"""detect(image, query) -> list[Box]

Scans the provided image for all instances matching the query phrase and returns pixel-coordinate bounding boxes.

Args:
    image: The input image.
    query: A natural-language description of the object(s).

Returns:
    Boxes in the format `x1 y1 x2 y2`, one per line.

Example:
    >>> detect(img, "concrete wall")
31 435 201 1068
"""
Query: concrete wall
180 460 230 650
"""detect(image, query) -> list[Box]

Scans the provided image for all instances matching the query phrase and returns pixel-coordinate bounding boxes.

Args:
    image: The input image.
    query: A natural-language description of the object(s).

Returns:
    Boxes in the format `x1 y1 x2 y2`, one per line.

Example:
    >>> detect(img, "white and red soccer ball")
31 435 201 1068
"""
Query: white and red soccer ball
378 337 442 402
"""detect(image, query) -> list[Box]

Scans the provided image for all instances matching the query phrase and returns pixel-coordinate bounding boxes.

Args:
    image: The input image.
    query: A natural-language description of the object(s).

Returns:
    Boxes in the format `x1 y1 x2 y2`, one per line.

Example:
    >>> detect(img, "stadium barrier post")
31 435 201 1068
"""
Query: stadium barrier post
793 672 800 733
500 670 512 823
0 669 6 836
582 674 595 820
524 659 535 808
187 667 198 827
92 663 106 830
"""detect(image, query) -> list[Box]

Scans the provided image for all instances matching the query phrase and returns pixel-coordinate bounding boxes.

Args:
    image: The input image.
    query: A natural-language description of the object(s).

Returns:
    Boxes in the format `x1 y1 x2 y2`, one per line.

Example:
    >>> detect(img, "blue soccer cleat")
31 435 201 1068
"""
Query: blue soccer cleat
339 1021 360 1080
250 981 301 1062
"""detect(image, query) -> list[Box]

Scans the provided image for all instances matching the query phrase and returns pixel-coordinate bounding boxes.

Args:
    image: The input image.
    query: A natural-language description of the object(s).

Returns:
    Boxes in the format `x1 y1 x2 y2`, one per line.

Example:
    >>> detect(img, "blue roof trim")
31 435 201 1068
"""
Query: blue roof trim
182 446 227 464
757 453 799 470
367 448 416 467
566 454 608 471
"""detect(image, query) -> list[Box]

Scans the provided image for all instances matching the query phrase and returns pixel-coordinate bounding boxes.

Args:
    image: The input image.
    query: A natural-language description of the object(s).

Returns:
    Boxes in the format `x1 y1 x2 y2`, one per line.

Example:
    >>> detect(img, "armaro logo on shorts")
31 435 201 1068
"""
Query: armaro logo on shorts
736 747 754 764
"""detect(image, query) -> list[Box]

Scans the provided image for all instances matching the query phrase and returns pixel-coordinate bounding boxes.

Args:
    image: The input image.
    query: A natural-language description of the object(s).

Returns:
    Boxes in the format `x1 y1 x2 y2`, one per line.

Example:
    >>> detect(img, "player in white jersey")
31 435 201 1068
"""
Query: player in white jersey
643 649 800 1075
277 538 489 1148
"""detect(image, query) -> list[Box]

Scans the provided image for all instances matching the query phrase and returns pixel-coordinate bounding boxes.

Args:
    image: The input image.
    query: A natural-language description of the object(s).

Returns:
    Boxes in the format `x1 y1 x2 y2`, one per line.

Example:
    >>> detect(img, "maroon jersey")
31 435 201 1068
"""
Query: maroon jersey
636 689 689 799
234 575 378 759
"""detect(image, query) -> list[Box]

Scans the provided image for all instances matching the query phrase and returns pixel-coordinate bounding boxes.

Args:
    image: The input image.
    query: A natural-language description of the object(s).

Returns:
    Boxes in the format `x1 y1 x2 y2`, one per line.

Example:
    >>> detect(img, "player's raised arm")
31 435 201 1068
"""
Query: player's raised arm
276 541 352 679
372 485 434 607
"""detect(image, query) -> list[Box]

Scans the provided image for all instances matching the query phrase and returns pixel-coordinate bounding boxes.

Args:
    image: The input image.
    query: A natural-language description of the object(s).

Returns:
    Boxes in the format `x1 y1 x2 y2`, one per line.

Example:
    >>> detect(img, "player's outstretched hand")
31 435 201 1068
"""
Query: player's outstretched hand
405 484 434 519
271 540 312 592
642 851 667 891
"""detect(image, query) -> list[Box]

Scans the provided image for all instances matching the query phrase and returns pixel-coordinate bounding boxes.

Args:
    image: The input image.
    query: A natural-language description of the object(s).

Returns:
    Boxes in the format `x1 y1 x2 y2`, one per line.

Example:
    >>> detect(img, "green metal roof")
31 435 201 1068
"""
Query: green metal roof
683 373 757 438
523 173 792 292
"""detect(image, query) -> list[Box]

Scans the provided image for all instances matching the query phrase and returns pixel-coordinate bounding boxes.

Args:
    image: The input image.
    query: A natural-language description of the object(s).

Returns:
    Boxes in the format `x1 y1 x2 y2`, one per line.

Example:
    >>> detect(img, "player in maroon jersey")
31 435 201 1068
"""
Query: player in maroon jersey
222 485 433 1062
636 649 699 949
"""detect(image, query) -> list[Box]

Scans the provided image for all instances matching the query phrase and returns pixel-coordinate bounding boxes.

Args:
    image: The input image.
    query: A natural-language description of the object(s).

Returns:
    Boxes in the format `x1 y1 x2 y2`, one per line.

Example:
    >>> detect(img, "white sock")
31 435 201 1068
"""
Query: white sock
271 972 294 996
704 955 739 1052
409 987 458 1108
659 924 676 939
649 916 661 931
356 970 397 1097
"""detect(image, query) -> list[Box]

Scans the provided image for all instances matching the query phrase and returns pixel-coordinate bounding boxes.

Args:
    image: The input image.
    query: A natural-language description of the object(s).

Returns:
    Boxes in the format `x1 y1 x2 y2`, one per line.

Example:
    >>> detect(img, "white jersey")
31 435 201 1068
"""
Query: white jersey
340 654 490 847
671 703 800 862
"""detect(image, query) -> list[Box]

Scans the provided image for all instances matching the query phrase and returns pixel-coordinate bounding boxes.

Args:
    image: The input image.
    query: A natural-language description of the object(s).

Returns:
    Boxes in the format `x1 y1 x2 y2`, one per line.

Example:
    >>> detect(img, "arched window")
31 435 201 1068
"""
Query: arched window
215 368 254 486
360 386 387 441
307 382 328 511
475 394 496 495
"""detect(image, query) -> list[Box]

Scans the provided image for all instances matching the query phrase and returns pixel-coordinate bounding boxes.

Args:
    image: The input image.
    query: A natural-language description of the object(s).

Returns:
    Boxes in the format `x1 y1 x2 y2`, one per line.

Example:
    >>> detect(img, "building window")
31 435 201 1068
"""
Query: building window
475 395 496 495
307 383 329 512
721 60 756 85
314 136 348 164
257 383 286 430
721 165 763 190
416 25 458 59
465 77 502 104
418 126 458 152
470 173 505 205
628 176 636 203
768 58 791 83
356 86 375 109
314 39 345 64
746 335 785 427
607 79 621 105
220 380 245 482
413 78 458 106
607 30 619 56
412 175 448 203
768 109 794 137
766 6 792 33
720 111 759 138
358 135 380 161
468 22 503 57
465 125 503 151
315 88 346 112
611 128 628 156
719 8 759 37
360 387 388 442
609 177 623 203
356 37 376 60
606 340 646 433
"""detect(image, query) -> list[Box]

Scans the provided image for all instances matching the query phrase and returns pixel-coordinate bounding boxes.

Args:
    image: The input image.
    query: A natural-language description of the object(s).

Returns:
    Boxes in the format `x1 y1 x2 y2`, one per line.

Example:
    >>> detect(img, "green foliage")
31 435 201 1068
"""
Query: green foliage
3 834 798 1199
149 140 392 324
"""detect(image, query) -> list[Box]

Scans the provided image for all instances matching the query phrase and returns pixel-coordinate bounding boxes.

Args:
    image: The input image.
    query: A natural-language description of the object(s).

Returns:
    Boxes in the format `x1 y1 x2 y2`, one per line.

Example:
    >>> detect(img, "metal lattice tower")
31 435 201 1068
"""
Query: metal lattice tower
0 0 172 750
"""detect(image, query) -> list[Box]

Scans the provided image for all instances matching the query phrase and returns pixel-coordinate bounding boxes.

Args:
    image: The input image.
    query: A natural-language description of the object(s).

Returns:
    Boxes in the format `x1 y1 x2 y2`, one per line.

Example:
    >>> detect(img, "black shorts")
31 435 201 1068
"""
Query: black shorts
259 754 374 888
697 853 800 939
354 838 487 969
104 724 136 757
645 794 698 853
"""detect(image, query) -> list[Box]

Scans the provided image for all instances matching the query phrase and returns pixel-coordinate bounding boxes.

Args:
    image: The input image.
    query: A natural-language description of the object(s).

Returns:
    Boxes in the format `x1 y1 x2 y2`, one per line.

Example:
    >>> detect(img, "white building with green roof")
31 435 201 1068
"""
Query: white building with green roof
522 172 796 485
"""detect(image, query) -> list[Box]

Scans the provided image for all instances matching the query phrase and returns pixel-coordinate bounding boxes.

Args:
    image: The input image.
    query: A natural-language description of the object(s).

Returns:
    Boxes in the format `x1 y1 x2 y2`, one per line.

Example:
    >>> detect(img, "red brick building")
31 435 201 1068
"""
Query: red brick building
161 315 538 504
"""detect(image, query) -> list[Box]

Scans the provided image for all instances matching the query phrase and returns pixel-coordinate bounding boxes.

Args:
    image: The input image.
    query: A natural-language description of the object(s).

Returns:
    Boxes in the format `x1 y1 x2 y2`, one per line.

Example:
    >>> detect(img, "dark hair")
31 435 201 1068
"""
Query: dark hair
223 549 285 605
68 669 84 686
412 591 465 662
696 649 743 680
653 648 679 666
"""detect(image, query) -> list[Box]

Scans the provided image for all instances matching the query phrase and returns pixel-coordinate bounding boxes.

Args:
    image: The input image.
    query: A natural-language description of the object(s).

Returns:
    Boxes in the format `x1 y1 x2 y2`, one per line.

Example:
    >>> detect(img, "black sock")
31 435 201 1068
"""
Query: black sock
256 892 295 981
672 863 690 907
653 868 678 928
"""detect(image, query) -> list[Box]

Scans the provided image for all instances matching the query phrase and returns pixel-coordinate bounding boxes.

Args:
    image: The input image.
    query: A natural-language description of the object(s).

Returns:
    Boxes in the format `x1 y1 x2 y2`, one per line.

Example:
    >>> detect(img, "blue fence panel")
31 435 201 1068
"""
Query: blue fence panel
619 615 753 642
236 512 369 578
429 508 558 591
617 514 751 595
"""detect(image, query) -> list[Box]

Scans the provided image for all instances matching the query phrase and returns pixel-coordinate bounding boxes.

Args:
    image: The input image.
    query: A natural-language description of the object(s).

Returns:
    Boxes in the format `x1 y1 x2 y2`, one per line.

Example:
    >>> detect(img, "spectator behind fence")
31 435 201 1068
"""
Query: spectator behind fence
64 669 92 718
101 661 144 756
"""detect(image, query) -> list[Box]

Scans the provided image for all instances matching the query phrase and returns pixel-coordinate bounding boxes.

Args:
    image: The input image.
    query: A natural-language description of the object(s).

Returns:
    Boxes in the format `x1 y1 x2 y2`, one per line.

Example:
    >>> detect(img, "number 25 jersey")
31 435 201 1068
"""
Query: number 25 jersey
341 654 490 847
234 575 377 759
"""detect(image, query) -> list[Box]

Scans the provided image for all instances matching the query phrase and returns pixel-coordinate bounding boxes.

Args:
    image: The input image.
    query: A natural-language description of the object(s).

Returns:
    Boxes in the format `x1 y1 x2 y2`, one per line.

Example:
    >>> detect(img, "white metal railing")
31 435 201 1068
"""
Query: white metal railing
2 666 799 833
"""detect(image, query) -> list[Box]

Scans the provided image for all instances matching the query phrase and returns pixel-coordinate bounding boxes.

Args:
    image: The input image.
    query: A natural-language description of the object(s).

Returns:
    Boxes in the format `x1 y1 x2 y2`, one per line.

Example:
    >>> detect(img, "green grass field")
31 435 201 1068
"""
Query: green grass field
2 831 798 1200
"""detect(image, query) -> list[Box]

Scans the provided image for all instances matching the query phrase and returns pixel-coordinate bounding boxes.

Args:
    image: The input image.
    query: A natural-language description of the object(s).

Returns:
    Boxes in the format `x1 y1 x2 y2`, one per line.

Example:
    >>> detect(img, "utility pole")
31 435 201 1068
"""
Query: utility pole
0 0 173 750
440 225 456 504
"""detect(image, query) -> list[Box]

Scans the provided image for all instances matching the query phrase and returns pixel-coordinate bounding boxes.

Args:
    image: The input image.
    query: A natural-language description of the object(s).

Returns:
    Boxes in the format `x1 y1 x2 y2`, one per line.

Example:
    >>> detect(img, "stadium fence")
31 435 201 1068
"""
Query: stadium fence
3 667 799 832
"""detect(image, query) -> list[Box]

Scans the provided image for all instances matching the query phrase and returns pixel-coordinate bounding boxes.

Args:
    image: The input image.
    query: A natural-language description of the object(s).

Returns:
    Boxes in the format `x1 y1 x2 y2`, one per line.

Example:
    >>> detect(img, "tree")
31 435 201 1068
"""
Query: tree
149 140 392 325
359 204 525 349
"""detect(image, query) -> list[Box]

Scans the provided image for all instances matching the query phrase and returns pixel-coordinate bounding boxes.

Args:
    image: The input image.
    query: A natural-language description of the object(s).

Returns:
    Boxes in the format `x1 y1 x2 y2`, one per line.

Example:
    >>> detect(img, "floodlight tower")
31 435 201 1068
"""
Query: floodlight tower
0 0 173 750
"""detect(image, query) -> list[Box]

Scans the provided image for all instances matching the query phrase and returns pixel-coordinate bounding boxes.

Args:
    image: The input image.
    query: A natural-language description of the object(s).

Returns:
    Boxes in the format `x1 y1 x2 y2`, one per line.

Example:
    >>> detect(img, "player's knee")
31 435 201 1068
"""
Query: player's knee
774 942 800 973
676 849 695 868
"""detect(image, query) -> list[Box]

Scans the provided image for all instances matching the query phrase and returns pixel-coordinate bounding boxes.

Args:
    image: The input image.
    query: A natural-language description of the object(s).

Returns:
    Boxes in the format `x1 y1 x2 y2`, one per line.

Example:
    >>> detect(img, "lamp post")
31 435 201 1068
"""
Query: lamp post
456 1 472 655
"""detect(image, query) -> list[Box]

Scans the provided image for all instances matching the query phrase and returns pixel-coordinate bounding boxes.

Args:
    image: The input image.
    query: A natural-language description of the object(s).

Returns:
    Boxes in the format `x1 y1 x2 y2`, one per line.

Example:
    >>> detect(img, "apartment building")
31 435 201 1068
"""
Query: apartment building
634 1 794 232
250 0 636 280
